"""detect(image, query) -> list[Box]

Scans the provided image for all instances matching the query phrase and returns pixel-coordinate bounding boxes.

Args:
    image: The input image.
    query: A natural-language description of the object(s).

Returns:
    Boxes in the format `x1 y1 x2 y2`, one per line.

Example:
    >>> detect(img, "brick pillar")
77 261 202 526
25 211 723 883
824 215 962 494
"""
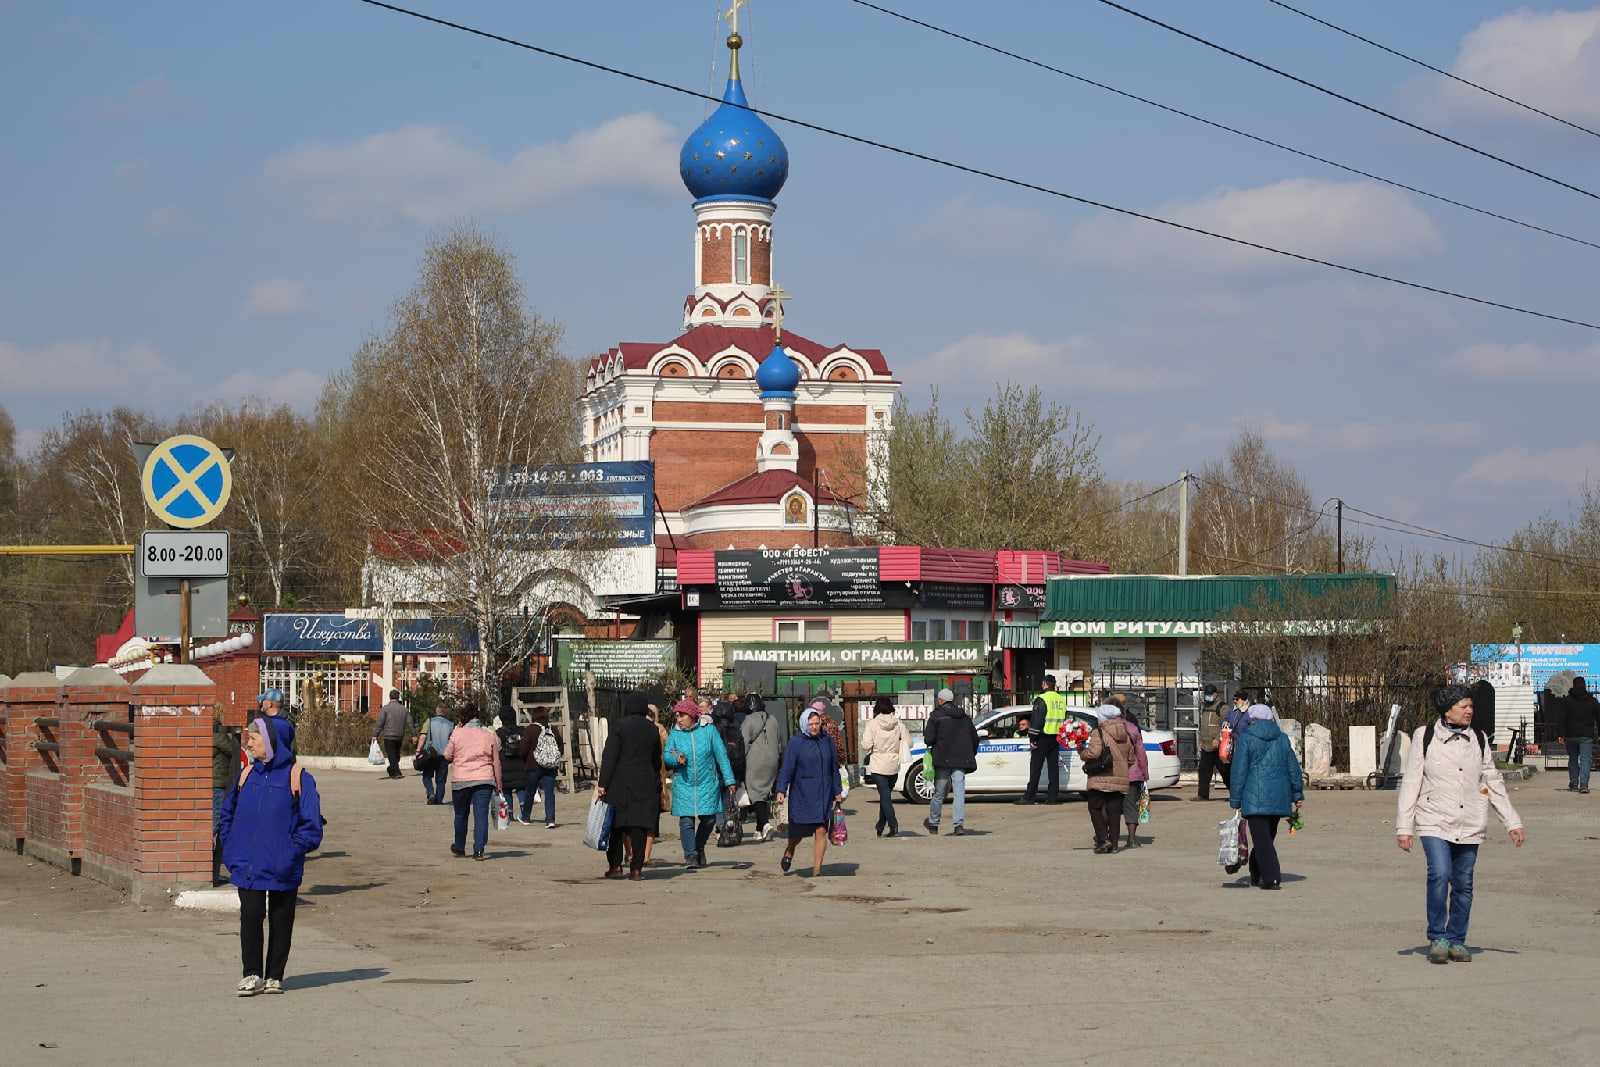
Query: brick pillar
130 665 217 904
5 672 64 858
0 674 12 848
62 666 134 883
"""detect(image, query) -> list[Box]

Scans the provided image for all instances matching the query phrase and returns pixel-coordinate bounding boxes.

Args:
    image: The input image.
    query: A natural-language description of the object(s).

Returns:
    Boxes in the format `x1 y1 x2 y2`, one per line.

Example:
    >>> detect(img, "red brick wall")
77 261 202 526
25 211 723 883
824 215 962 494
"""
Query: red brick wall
653 429 763 509
83 783 136 872
654 400 764 424
196 653 261 728
795 404 866 425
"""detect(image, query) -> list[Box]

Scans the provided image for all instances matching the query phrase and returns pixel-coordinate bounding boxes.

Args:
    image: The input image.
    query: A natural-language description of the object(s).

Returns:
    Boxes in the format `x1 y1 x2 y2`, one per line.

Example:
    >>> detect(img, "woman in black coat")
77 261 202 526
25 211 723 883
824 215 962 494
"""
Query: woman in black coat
598 692 664 880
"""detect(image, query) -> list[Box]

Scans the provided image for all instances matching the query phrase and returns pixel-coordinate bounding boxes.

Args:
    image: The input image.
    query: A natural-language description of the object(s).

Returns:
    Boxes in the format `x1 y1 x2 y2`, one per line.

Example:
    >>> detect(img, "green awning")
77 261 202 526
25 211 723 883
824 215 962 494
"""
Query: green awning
1042 573 1394 622
997 622 1045 649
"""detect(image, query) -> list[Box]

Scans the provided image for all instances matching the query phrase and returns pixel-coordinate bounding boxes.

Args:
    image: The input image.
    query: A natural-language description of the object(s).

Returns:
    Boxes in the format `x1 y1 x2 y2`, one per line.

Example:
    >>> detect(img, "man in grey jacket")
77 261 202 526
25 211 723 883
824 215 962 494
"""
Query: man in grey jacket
374 690 410 779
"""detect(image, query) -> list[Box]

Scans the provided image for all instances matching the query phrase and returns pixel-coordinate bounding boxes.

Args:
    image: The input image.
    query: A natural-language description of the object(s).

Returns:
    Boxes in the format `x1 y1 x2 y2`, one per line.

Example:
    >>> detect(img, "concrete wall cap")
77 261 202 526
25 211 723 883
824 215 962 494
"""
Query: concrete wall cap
132 664 214 689
0 673 10 687
8 671 65 689
61 665 132 688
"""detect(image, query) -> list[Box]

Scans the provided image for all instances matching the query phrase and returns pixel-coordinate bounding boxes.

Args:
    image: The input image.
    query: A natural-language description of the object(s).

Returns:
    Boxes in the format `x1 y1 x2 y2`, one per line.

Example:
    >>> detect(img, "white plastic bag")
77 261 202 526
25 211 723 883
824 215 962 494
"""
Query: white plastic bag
1218 812 1242 867
838 766 851 801
733 783 751 808
493 792 510 830
368 739 385 766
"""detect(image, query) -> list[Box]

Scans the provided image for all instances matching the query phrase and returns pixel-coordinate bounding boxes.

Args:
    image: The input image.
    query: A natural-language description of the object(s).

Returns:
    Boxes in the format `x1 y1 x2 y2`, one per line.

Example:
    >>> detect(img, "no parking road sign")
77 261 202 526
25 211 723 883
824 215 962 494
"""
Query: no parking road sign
140 434 232 528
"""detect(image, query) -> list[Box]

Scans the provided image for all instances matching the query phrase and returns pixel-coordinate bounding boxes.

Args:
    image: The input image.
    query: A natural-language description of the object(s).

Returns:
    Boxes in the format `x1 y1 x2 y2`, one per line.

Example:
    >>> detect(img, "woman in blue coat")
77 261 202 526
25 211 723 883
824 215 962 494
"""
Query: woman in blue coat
664 700 735 869
218 717 324 995
774 708 843 877
1229 705 1304 890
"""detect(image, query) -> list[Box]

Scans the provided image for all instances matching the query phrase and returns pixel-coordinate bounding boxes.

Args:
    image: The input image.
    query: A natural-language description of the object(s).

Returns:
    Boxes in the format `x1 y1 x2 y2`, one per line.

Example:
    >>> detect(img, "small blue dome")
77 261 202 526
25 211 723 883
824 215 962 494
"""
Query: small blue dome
680 75 788 202
756 343 800 398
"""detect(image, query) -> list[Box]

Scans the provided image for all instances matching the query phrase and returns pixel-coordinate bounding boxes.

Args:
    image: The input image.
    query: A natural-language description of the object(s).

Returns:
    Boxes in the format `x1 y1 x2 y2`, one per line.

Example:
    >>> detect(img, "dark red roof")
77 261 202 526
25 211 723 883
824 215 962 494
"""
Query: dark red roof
590 324 891 377
683 468 851 511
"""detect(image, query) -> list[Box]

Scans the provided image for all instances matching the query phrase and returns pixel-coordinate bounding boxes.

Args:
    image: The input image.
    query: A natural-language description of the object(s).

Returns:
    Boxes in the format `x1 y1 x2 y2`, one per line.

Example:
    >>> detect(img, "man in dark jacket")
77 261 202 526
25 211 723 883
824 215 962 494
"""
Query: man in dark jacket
1194 683 1228 800
1558 676 1599 794
923 688 979 836
373 690 410 779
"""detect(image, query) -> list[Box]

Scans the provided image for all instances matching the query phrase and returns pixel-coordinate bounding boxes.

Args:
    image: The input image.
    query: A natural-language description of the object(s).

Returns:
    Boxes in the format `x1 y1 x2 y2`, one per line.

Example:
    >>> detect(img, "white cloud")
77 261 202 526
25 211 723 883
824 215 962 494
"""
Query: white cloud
1258 419 1479 454
1424 9 1600 125
1066 178 1443 277
0 339 171 395
86 73 190 121
106 157 154 187
1443 340 1600 382
141 207 181 234
201 368 325 412
1459 442 1600 490
243 279 319 316
921 332 1187 394
263 113 682 226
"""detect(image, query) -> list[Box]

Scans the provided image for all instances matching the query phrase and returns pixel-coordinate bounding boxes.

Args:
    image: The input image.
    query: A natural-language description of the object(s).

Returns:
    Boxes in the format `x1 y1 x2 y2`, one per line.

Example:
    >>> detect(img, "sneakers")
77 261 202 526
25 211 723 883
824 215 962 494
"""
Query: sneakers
517 816 532 825
237 975 264 997
1447 944 1471 963
1428 939 1451 964
1013 798 1036 805
546 821 558 829
262 978 284 994
952 825 965 836
923 818 939 835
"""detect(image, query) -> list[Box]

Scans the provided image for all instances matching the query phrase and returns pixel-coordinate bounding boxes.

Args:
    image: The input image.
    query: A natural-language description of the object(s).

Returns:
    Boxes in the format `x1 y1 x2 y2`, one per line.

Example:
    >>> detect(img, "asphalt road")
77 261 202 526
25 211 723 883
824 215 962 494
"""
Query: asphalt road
1 770 1595 1065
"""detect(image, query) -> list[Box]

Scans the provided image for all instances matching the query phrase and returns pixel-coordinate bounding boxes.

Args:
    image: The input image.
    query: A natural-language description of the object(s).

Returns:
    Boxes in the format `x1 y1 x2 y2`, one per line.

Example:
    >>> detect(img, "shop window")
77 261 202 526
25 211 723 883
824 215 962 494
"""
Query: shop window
775 618 829 642
927 619 946 641
911 620 926 641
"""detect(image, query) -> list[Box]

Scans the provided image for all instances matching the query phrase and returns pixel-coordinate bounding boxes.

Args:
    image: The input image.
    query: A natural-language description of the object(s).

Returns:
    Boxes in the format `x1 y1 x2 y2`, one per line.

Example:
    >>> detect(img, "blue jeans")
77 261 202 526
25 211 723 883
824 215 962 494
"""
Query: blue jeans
1566 737 1592 790
678 814 716 863
1420 836 1479 946
452 784 493 855
212 788 228 835
523 768 559 823
929 768 966 828
421 764 449 802
870 772 899 834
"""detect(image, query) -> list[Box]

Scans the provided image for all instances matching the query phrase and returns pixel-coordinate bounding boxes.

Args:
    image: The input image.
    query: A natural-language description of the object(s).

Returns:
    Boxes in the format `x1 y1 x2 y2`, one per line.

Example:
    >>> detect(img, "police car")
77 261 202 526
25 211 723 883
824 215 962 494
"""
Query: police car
899 705 1181 801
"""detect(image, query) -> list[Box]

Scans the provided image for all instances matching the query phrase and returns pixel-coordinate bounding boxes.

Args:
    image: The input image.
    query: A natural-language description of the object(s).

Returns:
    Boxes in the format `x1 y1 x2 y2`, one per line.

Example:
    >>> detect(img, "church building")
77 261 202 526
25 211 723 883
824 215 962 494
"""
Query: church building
580 17 899 556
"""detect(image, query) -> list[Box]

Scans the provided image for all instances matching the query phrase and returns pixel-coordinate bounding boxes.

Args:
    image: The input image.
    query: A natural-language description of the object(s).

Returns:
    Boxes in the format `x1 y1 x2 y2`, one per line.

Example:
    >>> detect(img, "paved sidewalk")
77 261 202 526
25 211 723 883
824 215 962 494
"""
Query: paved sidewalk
2 770 1594 1065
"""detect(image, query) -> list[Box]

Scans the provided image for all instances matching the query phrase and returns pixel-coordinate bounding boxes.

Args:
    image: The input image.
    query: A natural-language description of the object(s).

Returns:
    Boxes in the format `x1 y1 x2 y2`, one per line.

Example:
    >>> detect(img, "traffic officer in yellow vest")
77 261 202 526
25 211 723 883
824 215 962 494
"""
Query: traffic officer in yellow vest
1016 676 1070 805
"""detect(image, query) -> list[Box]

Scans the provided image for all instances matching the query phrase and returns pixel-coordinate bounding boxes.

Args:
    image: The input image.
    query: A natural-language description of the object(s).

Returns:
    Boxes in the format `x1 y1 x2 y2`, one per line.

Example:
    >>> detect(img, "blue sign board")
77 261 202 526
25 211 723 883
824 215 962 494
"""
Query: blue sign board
264 614 479 655
1471 643 1600 691
489 461 655 548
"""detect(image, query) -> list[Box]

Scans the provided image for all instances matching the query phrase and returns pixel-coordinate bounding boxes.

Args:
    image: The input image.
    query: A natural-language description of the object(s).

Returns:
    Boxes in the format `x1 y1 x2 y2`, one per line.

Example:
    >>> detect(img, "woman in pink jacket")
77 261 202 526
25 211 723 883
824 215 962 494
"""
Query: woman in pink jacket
1120 699 1150 849
443 702 503 861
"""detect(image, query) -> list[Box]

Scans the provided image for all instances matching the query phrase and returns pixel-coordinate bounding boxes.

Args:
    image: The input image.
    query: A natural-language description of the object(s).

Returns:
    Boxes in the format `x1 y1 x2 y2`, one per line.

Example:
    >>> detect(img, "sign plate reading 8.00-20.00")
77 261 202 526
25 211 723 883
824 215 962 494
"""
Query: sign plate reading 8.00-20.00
140 530 230 578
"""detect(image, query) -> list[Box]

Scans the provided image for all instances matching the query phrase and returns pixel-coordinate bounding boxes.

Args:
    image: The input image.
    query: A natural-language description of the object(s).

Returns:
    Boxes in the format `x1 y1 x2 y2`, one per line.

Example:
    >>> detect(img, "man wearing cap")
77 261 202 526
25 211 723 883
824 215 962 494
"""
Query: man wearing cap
922 688 979 836
373 689 411 780
256 688 294 751
1017 676 1069 805
1194 683 1228 800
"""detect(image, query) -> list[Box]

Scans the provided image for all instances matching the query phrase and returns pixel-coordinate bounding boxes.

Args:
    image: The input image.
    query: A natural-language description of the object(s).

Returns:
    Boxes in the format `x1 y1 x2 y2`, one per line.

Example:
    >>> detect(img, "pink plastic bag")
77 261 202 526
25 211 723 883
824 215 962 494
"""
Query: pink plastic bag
829 805 848 845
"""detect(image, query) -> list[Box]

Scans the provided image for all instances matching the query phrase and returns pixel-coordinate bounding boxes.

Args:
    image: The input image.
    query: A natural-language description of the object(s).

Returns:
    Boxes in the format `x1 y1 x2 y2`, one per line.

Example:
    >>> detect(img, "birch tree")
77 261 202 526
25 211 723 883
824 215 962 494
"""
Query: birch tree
321 224 592 700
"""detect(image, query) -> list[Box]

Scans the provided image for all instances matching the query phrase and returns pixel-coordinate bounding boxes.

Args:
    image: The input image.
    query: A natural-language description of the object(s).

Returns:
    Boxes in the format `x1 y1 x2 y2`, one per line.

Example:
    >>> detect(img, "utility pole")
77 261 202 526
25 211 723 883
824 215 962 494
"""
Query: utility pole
1335 498 1344 574
1176 471 1189 576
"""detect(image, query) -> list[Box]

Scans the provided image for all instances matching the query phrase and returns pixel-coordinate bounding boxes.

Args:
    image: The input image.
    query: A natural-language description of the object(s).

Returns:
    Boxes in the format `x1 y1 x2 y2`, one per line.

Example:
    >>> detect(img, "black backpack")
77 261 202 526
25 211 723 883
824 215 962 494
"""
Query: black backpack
720 720 746 770
1421 721 1487 759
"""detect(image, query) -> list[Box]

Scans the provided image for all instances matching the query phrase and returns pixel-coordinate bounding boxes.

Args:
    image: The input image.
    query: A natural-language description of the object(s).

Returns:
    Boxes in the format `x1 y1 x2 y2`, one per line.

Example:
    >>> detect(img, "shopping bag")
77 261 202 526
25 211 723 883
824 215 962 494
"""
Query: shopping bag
367 739 385 765
829 804 848 845
1217 812 1241 867
582 792 614 851
493 792 510 831
1137 786 1151 825
733 782 751 808
838 766 851 801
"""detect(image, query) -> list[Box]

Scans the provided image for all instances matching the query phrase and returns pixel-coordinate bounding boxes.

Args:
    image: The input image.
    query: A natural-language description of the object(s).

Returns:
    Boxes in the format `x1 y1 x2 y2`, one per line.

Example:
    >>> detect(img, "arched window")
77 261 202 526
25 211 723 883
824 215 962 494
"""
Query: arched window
734 227 749 284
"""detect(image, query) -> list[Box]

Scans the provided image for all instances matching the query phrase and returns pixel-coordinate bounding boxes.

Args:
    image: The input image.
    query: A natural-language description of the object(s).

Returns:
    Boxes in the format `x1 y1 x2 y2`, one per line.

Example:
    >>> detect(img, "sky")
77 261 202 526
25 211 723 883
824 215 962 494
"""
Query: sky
3 0 1599 566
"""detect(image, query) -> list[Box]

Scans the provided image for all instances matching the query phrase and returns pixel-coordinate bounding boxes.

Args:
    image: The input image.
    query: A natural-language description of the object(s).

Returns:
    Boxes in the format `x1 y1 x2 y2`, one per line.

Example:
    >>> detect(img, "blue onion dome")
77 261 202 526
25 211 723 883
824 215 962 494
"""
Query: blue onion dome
680 41 788 202
756 343 800 398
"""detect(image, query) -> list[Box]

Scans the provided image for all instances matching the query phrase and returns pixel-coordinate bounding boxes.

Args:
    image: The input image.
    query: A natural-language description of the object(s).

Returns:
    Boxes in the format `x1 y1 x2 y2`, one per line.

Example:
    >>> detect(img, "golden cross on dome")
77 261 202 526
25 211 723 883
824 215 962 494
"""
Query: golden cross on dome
768 283 792 340
723 0 745 36
723 0 747 78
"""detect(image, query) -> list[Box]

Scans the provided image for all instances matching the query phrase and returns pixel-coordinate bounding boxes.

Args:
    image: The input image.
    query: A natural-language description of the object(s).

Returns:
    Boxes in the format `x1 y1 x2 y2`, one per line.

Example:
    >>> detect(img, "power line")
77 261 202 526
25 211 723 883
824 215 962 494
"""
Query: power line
1090 0 1600 203
1262 0 1600 142
1079 478 1182 523
1340 506 1600 573
847 0 1600 252
351 0 1600 332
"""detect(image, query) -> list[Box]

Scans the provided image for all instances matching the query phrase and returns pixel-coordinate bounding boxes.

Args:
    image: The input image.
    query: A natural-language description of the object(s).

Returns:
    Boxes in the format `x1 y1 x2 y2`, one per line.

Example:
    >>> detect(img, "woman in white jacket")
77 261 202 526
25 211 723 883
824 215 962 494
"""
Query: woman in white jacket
860 697 911 838
1396 684 1525 965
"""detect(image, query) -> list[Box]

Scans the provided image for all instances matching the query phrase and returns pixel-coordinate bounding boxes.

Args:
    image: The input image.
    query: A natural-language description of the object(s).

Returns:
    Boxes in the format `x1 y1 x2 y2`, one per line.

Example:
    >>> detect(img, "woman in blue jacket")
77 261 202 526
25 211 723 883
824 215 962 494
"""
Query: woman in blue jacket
664 700 735 869
218 717 324 995
774 708 843 877
1229 705 1303 890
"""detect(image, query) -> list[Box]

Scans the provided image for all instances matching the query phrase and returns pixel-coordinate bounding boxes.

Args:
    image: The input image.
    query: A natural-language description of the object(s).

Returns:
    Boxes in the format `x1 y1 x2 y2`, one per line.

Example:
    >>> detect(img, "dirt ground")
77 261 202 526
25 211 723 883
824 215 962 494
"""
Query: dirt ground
1 770 1596 1065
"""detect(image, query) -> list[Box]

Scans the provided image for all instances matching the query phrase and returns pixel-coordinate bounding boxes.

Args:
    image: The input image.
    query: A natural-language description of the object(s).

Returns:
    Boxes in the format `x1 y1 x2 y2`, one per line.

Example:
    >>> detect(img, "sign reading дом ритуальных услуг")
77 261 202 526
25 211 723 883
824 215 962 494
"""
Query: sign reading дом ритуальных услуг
1043 620 1211 637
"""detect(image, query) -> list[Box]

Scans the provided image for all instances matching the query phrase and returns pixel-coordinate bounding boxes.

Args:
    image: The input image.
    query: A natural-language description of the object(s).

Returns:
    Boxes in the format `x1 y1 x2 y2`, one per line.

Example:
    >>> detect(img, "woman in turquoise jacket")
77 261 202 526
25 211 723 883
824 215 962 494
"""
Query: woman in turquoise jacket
664 699 735 869
1229 705 1304 890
